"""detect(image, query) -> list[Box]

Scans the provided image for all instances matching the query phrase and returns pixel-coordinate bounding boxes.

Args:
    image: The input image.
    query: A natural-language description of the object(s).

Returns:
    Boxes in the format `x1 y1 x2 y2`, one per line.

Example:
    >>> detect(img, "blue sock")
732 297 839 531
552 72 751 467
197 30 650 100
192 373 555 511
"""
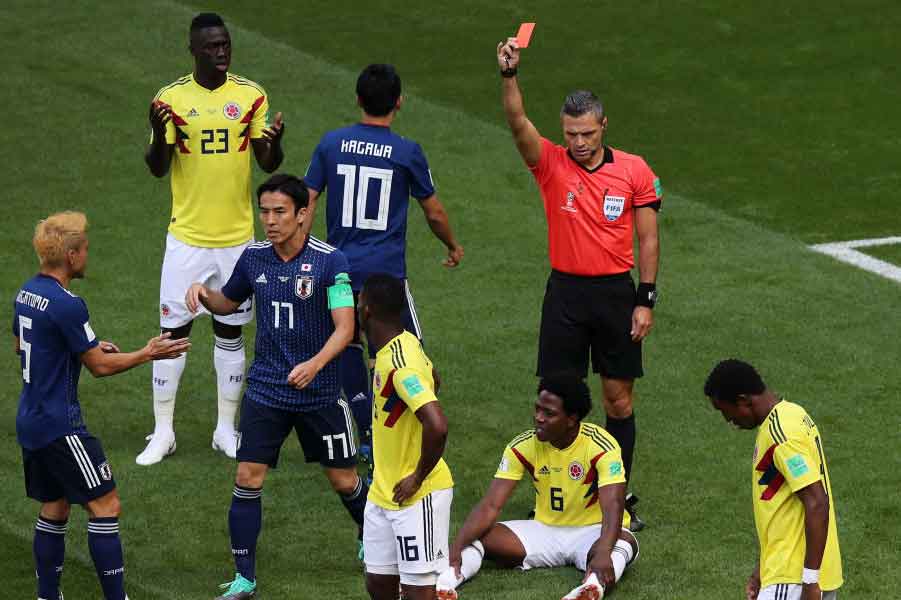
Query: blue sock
338 345 371 443
87 517 125 600
229 485 262 582
34 516 67 600
339 476 369 537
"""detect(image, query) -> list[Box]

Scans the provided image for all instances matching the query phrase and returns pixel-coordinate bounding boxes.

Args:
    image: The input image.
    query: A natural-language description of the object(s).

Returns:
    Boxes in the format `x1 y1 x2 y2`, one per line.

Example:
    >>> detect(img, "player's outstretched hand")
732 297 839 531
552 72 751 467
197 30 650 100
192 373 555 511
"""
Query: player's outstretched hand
99 341 120 354
497 37 521 71
630 306 653 342
149 100 172 138
185 283 208 314
392 472 423 505
146 332 191 361
588 554 616 590
261 112 285 145
288 358 321 389
443 243 464 268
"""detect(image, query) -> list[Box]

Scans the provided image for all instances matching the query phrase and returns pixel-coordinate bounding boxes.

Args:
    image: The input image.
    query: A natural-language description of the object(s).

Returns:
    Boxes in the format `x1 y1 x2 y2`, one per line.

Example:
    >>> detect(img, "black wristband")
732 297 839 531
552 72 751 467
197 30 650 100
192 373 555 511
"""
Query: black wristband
636 283 658 308
500 67 518 78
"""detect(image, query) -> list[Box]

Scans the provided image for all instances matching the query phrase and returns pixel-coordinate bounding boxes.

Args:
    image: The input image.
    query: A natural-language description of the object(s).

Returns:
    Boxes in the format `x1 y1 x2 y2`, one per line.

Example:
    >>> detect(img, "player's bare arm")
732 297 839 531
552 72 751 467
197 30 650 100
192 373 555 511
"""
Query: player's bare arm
745 564 761 600
251 111 285 173
448 478 518 574
144 99 174 177
185 282 240 315
392 400 449 504
81 332 190 377
587 481 627 589
497 37 542 167
300 188 320 239
419 195 464 268
797 482 829 600
631 206 659 342
287 305 354 389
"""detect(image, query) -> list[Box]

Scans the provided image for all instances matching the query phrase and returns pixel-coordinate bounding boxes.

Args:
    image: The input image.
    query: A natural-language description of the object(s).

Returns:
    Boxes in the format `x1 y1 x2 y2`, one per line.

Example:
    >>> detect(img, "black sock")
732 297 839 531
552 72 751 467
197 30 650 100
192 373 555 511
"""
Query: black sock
606 413 636 480
339 476 369 538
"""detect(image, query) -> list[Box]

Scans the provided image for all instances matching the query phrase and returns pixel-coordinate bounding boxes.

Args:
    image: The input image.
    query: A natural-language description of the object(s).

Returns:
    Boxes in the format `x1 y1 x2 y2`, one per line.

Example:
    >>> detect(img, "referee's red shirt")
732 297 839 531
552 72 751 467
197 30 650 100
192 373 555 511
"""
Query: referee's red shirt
530 137 662 276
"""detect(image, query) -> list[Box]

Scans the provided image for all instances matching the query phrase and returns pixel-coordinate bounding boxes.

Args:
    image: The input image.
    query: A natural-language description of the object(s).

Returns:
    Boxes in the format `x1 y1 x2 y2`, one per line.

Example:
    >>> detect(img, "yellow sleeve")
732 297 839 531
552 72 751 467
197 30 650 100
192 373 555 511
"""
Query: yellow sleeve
392 366 437 413
595 446 627 487
774 437 820 492
494 444 525 481
250 90 270 139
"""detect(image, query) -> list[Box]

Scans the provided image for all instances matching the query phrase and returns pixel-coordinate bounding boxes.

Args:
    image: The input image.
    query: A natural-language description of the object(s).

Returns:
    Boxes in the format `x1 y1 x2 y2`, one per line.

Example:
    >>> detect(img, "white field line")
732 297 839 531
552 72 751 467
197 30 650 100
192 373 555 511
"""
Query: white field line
810 237 901 283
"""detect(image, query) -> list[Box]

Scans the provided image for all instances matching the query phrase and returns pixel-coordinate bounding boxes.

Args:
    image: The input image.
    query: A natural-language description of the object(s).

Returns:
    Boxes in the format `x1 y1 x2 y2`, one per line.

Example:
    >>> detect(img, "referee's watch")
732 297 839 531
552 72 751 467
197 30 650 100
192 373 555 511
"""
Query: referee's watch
637 283 658 308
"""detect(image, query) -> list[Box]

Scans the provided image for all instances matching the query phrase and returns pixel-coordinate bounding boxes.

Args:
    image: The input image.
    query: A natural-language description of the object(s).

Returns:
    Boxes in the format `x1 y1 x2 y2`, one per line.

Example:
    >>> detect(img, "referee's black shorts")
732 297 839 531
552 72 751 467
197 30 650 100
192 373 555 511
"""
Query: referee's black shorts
537 270 643 380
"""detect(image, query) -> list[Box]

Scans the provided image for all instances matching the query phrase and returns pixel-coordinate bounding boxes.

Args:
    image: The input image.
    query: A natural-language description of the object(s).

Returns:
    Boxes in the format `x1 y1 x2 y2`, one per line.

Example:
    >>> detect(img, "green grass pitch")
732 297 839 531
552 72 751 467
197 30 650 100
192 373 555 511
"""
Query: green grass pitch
3 1 901 598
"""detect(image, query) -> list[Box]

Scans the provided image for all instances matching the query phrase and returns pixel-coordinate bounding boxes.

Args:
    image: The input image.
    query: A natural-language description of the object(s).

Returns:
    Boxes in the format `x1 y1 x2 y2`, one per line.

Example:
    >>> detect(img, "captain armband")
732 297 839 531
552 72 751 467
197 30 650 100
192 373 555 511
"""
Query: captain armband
327 272 354 309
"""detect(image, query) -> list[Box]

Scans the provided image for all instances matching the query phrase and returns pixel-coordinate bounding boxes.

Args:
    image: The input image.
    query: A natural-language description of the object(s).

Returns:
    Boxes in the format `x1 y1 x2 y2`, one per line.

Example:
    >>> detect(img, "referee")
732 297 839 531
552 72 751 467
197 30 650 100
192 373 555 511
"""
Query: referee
497 37 662 530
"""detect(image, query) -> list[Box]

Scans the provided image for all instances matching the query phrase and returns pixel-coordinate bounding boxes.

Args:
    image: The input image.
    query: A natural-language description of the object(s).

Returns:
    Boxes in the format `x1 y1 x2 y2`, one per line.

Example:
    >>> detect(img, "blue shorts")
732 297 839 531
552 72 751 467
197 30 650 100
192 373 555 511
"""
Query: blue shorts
237 396 358 468
22 433 116 505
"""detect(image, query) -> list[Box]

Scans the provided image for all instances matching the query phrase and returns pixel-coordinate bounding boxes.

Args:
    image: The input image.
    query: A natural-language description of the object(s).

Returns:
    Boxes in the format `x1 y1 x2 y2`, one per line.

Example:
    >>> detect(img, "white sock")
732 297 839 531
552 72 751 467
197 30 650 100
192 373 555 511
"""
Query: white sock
151 354 186 436
610 538 635 583
214 336 245 432
459 540 485 584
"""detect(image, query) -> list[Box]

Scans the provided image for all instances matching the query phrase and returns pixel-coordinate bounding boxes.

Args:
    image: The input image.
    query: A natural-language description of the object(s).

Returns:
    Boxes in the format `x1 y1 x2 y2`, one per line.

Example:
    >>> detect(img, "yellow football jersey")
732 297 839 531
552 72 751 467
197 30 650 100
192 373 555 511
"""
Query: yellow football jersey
370 331 453 509
152 73 269 248
752 400 842 590
494 423 630 528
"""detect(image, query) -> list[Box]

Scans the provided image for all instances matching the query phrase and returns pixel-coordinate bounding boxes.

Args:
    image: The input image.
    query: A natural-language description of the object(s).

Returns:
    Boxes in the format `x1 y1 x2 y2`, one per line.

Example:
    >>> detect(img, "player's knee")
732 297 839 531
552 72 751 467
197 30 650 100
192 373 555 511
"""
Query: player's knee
40 499 71 522
602 387 633 418
212 320 242 340
88 490 121 519
162 322 193 340
325 468 359 495
365 573 398 600
620 528 639 555
235 462 266 488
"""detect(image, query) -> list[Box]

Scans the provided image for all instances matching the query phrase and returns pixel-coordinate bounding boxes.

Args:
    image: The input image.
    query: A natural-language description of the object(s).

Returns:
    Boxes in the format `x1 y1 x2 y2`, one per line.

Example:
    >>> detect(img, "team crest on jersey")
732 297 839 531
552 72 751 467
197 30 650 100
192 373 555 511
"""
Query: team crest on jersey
562 191 578 213
568 460 585 481
295 275 314 299
603 194 625 222
98 462 112 481
223 102 242 120
160 303 170 317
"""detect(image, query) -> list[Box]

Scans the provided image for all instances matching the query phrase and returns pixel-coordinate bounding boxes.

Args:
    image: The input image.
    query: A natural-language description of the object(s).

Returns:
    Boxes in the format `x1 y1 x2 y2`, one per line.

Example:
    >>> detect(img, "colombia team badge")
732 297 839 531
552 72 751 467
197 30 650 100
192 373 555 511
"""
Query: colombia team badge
223 101 242 120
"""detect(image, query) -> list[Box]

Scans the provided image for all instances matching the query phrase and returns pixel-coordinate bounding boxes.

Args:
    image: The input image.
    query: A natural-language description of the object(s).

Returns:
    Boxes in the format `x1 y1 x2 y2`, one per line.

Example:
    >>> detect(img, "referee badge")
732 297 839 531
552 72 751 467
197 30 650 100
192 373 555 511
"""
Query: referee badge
603 194 625 222
295 275 314 299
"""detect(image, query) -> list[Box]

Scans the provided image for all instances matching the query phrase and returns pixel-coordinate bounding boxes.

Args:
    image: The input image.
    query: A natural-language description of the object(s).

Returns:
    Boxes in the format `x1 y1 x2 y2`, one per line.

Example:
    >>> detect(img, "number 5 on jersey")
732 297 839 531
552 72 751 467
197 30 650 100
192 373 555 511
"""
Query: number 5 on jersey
336 163 393 231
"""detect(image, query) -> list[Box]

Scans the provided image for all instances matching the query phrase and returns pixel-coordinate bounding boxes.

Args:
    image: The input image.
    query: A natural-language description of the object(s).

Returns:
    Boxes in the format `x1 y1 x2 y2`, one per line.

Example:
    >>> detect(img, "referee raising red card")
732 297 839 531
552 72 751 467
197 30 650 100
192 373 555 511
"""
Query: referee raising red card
496 34 663 532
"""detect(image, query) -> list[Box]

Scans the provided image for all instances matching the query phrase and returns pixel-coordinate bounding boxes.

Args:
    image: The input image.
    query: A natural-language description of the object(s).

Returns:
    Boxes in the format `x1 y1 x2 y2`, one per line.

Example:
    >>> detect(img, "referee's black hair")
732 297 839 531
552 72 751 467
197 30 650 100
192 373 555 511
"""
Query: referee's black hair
703 359 766 404
538 375 592 421
357 64 402 117
256 174 309 213
361 274 406 323
561 90 604 123
191 13 226 32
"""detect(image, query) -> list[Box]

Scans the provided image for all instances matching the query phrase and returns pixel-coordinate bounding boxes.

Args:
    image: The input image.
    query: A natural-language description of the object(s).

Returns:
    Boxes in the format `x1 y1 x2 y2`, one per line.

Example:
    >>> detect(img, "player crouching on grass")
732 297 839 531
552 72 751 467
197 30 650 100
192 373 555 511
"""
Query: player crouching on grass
13 211 190 600
436 376 637 600
186 174 367 600
358 274 453 600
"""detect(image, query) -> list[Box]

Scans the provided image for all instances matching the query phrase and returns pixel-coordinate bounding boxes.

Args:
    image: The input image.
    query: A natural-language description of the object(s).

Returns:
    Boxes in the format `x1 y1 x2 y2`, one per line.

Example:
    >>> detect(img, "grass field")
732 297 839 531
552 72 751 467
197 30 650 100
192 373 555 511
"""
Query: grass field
3 1 901 598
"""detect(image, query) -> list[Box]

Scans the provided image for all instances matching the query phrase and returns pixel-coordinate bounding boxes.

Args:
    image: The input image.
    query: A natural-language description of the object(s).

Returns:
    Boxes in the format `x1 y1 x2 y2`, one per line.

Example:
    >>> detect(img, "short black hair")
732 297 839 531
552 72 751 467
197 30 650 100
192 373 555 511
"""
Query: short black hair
191 13 225 32
538 375 592 421
561 90 604 122
256 174 309 213
703 359 766 404
357 64 402 117
361 274 406 322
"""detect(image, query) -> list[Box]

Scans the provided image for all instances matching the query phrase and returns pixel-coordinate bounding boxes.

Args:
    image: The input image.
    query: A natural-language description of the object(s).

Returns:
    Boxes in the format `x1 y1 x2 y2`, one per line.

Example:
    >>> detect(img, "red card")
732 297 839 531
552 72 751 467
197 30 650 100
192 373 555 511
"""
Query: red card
516 22 536 48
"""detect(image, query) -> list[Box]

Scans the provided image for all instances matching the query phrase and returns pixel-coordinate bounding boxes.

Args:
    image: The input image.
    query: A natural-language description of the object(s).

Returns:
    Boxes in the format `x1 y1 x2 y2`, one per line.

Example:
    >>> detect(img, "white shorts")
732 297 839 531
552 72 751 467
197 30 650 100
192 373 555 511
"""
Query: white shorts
364 488 453 585
499 520 639 572
759 584 837 600
159 234 253 328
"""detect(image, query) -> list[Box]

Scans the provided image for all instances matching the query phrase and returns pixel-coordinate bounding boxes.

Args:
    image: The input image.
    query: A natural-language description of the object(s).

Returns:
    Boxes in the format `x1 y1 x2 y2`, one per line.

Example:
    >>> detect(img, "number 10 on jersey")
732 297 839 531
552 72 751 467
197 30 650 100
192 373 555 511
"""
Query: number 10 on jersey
336 163 394 231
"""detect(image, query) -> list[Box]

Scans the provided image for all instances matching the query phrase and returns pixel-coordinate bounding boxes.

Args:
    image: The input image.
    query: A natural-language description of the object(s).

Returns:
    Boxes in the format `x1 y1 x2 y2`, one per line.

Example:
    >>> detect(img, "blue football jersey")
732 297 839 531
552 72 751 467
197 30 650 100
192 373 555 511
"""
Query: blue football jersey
13 274 99 450
222 237 351 412
305 123 435 290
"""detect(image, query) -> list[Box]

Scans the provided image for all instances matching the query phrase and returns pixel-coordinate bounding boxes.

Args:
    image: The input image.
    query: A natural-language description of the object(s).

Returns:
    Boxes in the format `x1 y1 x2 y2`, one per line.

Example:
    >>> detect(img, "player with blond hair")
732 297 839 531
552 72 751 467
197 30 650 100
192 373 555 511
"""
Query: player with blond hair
14 212 190 600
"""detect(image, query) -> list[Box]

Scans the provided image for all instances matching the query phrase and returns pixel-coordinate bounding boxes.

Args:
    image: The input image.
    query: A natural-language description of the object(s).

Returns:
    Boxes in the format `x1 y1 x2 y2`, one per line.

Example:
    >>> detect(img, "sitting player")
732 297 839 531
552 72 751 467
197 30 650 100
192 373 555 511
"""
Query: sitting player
436 376 638 600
